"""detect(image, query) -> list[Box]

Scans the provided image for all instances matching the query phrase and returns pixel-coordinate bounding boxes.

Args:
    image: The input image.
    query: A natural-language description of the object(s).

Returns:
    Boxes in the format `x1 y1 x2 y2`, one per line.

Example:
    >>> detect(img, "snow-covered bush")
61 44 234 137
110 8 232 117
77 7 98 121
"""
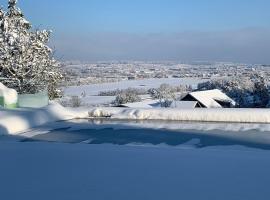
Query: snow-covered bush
175 84 193 93
70 96 82 108
149 84 176 107
0 82 17 108
99 89 122 96
60 96 82 108
113 88 142 106
0 0 63 99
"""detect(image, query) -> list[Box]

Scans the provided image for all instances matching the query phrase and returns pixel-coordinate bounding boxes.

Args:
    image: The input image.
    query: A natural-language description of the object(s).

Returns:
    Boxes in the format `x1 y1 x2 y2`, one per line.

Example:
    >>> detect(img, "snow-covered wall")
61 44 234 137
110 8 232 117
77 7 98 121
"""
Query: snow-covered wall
89 107 270 123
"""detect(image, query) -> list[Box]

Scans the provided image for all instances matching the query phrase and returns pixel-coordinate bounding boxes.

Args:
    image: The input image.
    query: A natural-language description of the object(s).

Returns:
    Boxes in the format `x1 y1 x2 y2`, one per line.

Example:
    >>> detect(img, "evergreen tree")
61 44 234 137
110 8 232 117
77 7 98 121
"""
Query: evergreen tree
0 0 63 99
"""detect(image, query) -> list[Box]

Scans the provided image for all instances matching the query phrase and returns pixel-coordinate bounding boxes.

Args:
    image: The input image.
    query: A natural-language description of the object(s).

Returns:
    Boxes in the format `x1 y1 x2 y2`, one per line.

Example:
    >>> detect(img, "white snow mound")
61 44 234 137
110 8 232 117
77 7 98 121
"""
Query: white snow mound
0 102 88 135
0 83 18 105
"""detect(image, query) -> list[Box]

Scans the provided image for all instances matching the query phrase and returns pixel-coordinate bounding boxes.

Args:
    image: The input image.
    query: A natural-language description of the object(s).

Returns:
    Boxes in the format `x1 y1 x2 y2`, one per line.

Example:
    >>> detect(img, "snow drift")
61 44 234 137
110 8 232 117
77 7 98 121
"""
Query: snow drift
89 107 270 123
0 103 88 135
0 82 18 106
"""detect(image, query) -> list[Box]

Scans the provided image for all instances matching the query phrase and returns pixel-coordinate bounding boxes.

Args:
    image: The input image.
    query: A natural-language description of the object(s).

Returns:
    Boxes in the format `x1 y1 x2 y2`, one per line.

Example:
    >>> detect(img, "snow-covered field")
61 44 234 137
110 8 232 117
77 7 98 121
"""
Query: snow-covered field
80 95 115 106
64 77 202 96
63 78 203 106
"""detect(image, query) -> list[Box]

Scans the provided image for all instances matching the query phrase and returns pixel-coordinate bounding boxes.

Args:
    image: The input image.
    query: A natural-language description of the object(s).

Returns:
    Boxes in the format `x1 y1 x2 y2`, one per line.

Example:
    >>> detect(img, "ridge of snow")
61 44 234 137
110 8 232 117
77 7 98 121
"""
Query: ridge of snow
2 104 270 136
89 107 270 123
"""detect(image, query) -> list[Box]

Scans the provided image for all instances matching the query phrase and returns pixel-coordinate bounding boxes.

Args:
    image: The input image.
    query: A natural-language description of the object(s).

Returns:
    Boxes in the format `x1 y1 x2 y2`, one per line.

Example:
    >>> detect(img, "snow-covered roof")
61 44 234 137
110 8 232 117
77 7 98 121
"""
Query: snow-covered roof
188 89 235 108
122 100 160 108
170 101 198 109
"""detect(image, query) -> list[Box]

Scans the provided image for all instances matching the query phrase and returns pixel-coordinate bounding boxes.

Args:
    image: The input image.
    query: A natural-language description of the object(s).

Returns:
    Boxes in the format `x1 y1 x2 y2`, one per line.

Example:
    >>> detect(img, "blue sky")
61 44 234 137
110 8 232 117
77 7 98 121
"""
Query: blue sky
16 0 270 32
1 0 270 63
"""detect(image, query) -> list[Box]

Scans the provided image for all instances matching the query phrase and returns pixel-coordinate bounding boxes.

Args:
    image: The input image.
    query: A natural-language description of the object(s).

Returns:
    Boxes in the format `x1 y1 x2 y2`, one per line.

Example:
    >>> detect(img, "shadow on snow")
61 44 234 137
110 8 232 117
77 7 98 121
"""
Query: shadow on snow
21 119 270 150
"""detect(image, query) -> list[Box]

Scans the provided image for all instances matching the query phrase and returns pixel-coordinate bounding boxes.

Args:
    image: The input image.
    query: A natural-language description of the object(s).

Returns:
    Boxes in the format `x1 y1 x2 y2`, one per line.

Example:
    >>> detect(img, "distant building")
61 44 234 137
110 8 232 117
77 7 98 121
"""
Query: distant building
181 89 236 108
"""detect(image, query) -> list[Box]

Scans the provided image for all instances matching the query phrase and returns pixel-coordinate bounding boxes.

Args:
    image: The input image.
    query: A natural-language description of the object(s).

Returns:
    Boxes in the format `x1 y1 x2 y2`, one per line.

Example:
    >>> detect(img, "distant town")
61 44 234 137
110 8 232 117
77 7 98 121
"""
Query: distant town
63 61 270 86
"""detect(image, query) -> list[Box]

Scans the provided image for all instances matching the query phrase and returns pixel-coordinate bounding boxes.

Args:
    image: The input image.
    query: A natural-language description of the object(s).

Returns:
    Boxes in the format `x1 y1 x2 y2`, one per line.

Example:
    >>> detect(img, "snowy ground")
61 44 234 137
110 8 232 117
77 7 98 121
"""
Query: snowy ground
1 120 270 200
63 77 203 106
64 78 202 96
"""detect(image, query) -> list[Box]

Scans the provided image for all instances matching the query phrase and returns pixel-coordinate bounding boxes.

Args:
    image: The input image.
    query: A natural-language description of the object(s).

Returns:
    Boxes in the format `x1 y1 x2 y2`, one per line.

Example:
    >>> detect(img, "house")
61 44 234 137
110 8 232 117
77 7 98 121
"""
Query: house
181 89 236 108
